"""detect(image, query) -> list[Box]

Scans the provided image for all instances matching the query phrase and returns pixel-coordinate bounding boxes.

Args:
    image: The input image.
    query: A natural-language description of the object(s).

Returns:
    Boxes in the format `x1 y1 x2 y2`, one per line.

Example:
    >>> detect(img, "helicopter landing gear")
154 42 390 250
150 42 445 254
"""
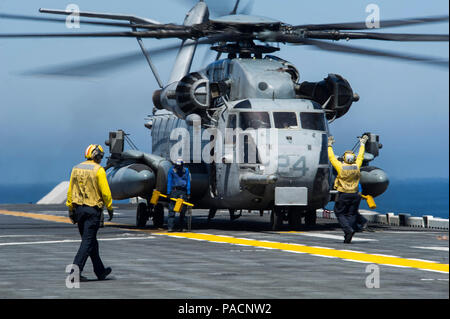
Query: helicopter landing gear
136 202 150 228
270 206 284 231
304 209 317 226
288 207 302 230
207 208 217 222
152 203 165 228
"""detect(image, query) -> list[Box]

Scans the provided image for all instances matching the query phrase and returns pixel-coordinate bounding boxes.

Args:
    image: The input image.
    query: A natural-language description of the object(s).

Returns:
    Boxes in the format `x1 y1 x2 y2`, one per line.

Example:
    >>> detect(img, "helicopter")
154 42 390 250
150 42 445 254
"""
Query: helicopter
1 1 448 230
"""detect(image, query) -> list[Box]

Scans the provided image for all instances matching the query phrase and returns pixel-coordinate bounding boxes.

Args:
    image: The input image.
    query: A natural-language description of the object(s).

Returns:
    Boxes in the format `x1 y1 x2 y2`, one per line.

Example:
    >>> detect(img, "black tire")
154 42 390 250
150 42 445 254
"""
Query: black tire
152 203 165 228
207 208 217 222
305 210 317 226
288 208 302 230
136 202 148 228
270 207 283 231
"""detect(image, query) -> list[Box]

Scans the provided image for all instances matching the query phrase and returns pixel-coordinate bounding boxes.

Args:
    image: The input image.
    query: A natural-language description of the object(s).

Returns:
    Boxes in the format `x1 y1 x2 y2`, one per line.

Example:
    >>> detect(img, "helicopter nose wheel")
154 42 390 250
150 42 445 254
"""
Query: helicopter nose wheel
152 203 165 228
288 207 302 230
136 202 149 228
270 206 284 231
304 209 317 227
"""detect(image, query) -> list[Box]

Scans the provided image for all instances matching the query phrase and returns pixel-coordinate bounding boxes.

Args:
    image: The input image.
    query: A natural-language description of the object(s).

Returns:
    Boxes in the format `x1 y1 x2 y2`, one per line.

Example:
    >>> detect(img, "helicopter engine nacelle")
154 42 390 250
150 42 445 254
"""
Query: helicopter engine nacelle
152 72 210 119
295 74 359 120
175 72 210 118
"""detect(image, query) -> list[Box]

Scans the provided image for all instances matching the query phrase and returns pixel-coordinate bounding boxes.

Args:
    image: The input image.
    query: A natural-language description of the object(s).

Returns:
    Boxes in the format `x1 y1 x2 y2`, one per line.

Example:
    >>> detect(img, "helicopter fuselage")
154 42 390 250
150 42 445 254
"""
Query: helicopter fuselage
149 57 330 211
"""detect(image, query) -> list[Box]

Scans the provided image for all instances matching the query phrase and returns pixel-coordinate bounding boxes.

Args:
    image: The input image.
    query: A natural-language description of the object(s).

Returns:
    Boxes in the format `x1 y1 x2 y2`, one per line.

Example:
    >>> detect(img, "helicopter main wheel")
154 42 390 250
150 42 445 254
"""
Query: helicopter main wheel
288 207 302 230
136 202 149 228
270 206 284 231
207 208 217 222
304 209 317 226
152 203 165 228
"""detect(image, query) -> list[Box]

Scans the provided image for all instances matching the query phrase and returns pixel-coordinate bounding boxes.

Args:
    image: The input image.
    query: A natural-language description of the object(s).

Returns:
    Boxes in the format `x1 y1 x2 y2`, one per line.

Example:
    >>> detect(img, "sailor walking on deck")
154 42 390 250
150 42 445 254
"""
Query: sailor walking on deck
328 135 368 243
66 144 113 281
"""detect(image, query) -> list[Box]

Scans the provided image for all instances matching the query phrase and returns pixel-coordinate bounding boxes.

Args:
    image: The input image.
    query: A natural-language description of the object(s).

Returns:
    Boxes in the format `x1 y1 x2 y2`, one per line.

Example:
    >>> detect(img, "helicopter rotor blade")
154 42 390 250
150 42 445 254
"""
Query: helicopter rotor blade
293 15 449 31
174 0 231 17
304 31 450 42
38 8 160 25
21 34 230 77
0 29 194 39
301 38 449 68
239 0 254 15
0 12 173 30
22 43 188 77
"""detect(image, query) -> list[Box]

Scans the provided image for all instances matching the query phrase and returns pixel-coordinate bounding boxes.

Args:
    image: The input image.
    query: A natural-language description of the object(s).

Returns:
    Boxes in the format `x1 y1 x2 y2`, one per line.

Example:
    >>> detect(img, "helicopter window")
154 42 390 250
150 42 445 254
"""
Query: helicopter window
273 112 298 129
300 112 326 131
239 112 271 130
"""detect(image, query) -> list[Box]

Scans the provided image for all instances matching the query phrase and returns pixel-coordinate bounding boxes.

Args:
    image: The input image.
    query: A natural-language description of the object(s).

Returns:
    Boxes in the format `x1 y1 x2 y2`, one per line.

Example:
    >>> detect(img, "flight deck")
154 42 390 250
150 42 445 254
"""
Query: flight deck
0 204 447 299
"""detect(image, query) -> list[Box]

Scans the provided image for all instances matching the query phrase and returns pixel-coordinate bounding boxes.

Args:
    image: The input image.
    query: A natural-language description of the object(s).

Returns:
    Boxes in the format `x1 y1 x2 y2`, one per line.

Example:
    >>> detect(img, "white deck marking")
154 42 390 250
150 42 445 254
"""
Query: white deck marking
293 232 378 242
0 235 52 238
0 236 154 246
412 246 449 252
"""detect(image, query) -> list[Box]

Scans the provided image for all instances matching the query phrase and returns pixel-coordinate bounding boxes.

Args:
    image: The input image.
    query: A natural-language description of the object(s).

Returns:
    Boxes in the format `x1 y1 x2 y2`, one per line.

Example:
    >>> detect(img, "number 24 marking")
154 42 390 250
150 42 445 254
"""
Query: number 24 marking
279 155 309 176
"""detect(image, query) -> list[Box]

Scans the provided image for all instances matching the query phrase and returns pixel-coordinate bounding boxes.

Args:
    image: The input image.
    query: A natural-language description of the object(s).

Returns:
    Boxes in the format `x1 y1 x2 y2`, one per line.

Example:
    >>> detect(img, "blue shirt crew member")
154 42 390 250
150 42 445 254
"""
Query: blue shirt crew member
167 157 191 232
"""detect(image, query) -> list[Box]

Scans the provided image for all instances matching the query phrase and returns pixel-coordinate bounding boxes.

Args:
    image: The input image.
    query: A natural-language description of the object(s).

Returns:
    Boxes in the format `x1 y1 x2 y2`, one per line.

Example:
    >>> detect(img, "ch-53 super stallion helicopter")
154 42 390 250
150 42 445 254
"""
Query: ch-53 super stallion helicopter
1 1 448 230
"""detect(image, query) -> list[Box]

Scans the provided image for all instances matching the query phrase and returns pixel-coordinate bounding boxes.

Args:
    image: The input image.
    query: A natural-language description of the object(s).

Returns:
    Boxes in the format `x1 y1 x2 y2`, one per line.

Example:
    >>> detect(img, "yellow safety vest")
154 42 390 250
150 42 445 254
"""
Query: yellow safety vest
66 160 113 211
328 144 365 193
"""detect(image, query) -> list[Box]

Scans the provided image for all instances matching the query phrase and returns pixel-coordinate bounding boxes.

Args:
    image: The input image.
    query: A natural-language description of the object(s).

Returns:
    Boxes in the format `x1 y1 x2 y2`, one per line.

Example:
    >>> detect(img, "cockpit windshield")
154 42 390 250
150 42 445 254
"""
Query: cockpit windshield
239 112 271 130
300 112 326 131
273 112 298 129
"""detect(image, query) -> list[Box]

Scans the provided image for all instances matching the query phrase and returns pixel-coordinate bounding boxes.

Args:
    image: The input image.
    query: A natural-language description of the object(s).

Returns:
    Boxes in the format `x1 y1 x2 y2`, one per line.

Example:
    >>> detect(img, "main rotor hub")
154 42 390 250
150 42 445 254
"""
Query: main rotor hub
211 42 279 58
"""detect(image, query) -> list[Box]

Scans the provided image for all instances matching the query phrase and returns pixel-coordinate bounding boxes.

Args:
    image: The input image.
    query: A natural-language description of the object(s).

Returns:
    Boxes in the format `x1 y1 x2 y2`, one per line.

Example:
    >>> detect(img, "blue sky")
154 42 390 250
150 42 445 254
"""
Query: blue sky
0 0 448 184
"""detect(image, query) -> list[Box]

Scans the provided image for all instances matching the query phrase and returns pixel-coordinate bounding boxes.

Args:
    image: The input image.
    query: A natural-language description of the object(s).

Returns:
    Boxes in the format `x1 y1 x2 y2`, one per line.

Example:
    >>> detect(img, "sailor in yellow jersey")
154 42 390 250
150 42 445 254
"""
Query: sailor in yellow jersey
66 144 113 281
328 135 369 243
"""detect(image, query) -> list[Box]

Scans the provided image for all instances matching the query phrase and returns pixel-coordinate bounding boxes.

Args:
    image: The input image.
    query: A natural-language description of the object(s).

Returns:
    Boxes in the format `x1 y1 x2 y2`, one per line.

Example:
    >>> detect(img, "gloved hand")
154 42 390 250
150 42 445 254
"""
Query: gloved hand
360 135 369 145
328 136 335 147
186 194 191 201
108 209 114 221
68 209 77 224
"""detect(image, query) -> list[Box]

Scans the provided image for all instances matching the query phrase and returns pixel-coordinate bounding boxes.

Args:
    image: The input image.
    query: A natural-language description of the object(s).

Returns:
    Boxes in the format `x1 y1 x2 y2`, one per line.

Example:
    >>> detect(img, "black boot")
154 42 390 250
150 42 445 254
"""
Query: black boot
97 267 112 280
344 231 355 244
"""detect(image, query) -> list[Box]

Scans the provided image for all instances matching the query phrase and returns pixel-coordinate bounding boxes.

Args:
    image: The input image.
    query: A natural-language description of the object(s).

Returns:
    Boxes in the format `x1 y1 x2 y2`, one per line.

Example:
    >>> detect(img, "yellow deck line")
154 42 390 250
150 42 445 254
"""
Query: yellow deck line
1 209 448 273
158 232 449 273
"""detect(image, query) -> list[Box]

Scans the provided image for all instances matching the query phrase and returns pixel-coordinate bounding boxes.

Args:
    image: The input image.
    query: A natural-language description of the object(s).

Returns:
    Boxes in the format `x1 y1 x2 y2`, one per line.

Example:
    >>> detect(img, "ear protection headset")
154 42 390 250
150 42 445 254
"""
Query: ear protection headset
85 144 104 160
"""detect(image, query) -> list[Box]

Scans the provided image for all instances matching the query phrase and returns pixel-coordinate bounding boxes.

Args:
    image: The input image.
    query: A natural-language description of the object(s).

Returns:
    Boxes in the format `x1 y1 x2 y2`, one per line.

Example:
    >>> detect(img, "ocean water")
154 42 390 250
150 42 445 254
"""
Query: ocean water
327 178 449 219
0 178 448 218
358 178 449 219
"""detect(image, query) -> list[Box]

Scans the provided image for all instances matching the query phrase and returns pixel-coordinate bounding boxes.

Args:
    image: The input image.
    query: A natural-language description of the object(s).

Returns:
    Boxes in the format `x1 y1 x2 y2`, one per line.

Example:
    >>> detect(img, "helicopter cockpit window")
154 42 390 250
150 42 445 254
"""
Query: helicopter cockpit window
239 112 271 130
300 112 326 131
274 112 298 129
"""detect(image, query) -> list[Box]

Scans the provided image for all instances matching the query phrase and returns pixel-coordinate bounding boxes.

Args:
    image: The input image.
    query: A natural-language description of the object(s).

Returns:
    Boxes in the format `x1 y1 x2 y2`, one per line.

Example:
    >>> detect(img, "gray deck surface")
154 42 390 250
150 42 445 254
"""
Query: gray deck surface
0 204 448 299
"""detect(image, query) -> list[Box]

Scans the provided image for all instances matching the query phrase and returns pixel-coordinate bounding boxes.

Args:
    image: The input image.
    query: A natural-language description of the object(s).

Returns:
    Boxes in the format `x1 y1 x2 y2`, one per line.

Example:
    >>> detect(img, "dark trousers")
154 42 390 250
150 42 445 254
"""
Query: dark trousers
168 189 187 230
73 205 106 277
334 192 362 235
